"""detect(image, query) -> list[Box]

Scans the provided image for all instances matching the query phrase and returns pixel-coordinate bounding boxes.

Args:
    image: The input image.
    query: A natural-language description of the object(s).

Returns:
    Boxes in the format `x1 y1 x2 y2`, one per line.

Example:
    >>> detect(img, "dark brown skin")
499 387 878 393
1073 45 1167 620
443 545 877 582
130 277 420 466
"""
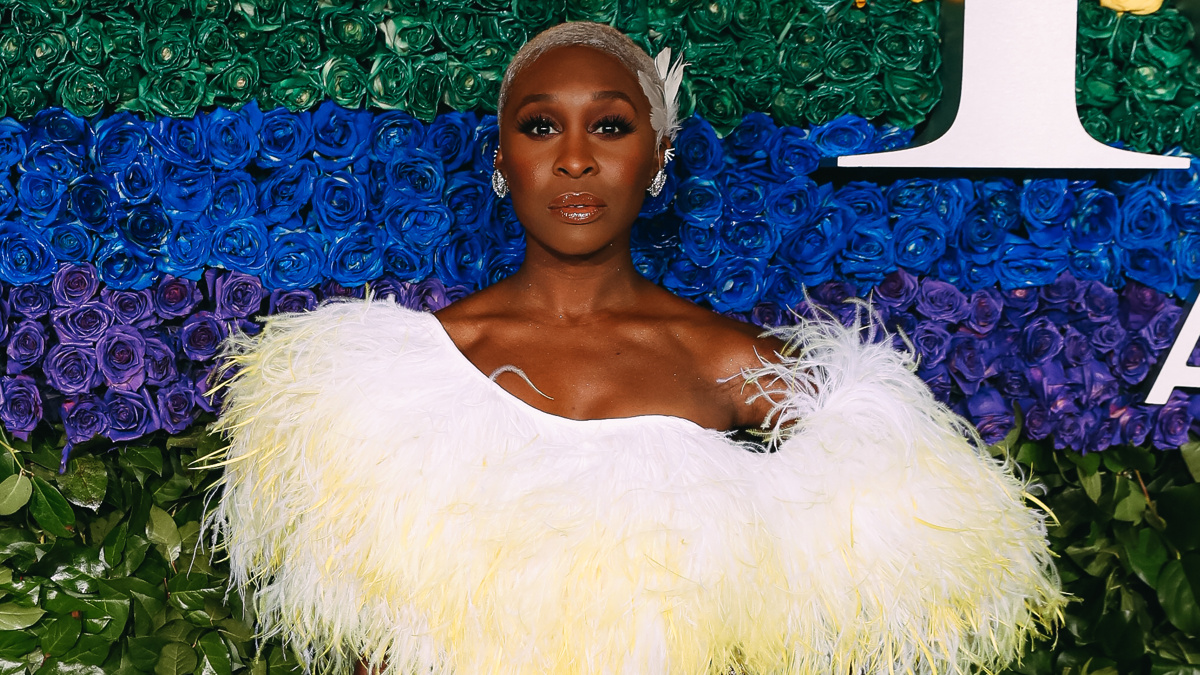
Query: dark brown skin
355 44 786 675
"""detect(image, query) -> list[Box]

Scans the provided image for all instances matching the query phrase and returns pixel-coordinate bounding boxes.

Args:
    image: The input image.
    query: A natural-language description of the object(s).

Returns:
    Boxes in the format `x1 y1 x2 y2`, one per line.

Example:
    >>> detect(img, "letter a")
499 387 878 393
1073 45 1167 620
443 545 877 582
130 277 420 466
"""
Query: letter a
1146 289 1200 404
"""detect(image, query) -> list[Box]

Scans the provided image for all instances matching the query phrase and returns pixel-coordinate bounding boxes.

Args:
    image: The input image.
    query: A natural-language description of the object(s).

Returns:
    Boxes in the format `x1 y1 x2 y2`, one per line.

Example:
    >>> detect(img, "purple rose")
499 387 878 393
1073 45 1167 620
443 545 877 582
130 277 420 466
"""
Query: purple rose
947 337 987 395
8 283 53 319
179 312 226 361
404 277 453 312
1153 392 1193 449
143 337 179 387
1073 358 1118 408
44 344 101 394
1091 320 1128 353
367 277 408 305
7 320 46 374
751 302 784 328
967 388 1014 445
103 388 159 441
212 271 266 320
1062 325 1094 366
1024 403 1053 440
873 268 919 309
1054 412 1092 452
1108 337 1155 385
918 362 953 403
993 356 1032 399
913 322 952 367
52 262 100 306
269 289 318 314
1001 287 1040 326
0 375 42 441
100 288 156 327
61 395 109 445
51 301 116 345
966 288 1004 335
1121 282 1165 331
1083 281 1118 323
810 280 855 308
1038 272 1083 310
1114 402 1153 446
95 325 146 390
1141 305 1183 351
1021 317 1064 366
153 275 202 319
195 363 228 413
155 379 198 434
319 280 366 300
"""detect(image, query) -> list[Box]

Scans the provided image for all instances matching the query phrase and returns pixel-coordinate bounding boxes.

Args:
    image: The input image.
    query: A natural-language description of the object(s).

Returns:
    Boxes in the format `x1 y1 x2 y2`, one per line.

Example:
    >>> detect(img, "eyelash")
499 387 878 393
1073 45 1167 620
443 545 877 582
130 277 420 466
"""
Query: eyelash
515 114 636 137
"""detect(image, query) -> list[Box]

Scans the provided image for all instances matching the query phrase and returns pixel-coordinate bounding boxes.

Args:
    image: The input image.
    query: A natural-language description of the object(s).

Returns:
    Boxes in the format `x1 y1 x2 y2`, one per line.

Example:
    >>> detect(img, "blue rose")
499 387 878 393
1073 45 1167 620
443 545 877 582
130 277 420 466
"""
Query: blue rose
835 181 887 227
53 262 100 306
153 275 202 318
258 160 316 223
632 247 668 283
152 117 208 167
915 278 969 323
1122 247 1176 295
206 107 260 170
253 107 314 168
435 229 488 290
886 178 939 217
994 235 1067 289
95 325 147 390
837 223 893 283
675 117 724 178
268 289 318 314
0 376 42 442
810 115 875 157
47 224 96 263
180 311 226 361
873 125 914 152
423 111 476 173
662 257 714 298
210 218 270 274
31 109 88 154
312 171 368 235
156 379 198 435
706 256 767 313
160 163 214 216
0 223 56 285
264 229 326 290
958 209 1010 264
932 179 973 238
966 288 1004 335
0 176 13 219
471 116 498 175
933 253 963 288
1118 182 1175 248
720 217 780 258
22 143 83 181
44 344 101 394
681 221 722 266
444 176 493 234
101 288 155 327
384 149 445 206
207 171 257 225
370 111 426 163
384 241 435 283
778 204 853 286
120 203 173 254
103 388 160 441
766 127 819 177
976 178 1021 230
1067 188 1118 250
324 225 384 287
763 264 805 311
912 322 952 367
313 101 371 171
674 177 724 224
116 153 162 205
1020 179 1074 247
16 170 66 221
1177 233 1200 282
159 217 213 278
486 247 524 286
384 202 453 249
9 284 52 318
1108 336 1154 385
1068 247 1121 285
725 112 776 160
0 119 28 170
1021 316 1064 366
67 176 114 230
1173 201 1200 234
92 112 148 172
721 174 766 219
638 169 676 218
61 395 109 446
892 213 947 273
764 177 819 231
7 320 46 375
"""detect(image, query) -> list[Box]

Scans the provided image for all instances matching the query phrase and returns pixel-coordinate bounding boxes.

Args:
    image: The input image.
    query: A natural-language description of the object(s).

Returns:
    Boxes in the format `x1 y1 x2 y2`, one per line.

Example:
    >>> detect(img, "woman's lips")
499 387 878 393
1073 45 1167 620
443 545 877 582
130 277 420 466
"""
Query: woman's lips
548 192 607 224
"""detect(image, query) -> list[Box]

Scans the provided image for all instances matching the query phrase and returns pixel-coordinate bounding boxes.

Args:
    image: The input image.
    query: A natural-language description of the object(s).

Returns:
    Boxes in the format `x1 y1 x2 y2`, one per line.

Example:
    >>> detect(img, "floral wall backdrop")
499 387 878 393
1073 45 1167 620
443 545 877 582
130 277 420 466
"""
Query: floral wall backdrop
0 0 1196 674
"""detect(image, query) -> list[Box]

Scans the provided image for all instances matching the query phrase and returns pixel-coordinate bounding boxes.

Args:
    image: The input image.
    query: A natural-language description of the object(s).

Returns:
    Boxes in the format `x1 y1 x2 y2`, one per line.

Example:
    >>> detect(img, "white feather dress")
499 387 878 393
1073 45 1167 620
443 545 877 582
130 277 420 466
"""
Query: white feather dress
208 298 1063 675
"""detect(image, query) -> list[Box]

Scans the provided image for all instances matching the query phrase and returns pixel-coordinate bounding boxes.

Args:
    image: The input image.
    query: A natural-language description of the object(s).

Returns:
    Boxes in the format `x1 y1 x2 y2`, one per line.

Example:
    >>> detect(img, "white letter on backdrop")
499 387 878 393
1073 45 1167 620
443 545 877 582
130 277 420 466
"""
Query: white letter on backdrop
1146 293 1200 405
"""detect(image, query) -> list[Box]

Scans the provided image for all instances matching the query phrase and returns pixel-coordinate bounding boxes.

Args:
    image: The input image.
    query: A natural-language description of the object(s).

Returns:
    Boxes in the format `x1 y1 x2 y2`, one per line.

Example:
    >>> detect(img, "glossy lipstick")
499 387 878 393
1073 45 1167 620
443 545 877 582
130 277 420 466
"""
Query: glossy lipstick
548 192 606 224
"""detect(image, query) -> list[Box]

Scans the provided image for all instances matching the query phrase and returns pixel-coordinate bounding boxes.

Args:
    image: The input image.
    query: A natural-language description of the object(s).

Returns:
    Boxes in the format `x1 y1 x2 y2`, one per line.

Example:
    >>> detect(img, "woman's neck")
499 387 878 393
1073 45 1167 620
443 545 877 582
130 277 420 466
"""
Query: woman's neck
504 241 646 320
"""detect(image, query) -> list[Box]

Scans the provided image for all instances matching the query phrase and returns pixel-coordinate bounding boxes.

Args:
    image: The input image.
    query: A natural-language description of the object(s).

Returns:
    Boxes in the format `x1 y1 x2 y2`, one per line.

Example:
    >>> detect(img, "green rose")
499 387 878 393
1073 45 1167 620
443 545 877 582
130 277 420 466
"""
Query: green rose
1077 60 1124 107
1079 106 1118 145
261 25 319 82
142 26 197 74
321 56 367 108
1153 104 1183 149
1111 14 1144 62
513 0 565 33
47 0 84 14
684 0 733 37
823 41 878 82
730 0 769 38
139 67 206 117
468 40 512 75
321 7 377 57
738 40 779 109
1078 0 1119 40
877 1 937 34
5 78 47 120
0 30 23 67
101 15 144 57
779 43 823 84
675 76 696 121
68 20 106 67
210 55 261 106
831 5 871 37
10 4 52 34
1142 10 1193 69
368 53 413 109
444 60 494 111
771 86 808 128
381 18 437 55
691 78 743 137
435 9 482 52
56 64 110 117
687 42 738 81
230 17 269 54
874 29 939 72
104 57 142 106
482 14 529 49
235 0 288 31
1181 102 1200 156
883 69 941 128
196 19 238 73
565 0 617 23
192 0 233 20
1112 100 1167 153
1124 62 1182 102
27 28 71 74
853 82 889 119
142 0 187 23
268 72 322 111
408 60 445 122
806 82 854 125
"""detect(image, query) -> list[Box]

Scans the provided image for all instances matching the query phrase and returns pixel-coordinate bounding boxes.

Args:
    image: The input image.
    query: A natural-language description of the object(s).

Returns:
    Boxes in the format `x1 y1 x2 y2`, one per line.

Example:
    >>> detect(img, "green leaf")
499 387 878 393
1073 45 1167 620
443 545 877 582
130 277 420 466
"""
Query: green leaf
1079 467 1103 503
1160 485 1200 552
1182 441 1200 484
55 456 108 511
151 473 191 507
0 631 37 659
120 447 164 479
29 477 75 538
195 632 231 675
167 573 220 614
1113 477 1148 522
0 603 44 630
37 616 80 657
154 642 198 675
0 476 31 517
1159 559 1200 634
126 636 166 671
1124 527 1169 588
145 507 181 563
60 634 111 667
100 522 128 569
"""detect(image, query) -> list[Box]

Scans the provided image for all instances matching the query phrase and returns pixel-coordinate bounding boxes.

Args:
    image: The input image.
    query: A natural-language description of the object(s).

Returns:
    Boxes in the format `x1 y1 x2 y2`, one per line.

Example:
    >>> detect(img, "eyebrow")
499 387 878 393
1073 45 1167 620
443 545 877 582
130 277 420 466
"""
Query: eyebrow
516 90 636 109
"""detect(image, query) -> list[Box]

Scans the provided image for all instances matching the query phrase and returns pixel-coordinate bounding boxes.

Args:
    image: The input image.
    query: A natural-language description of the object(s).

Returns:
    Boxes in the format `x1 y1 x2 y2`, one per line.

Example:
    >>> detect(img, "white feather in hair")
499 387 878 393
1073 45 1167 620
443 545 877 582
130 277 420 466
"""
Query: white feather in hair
639 47 687 143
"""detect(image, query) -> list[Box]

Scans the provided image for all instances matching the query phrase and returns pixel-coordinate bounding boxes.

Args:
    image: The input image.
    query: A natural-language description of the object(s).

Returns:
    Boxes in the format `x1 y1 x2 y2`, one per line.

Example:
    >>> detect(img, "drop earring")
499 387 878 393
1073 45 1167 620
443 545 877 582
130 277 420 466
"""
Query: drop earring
491 148 508 198
648 169 667 198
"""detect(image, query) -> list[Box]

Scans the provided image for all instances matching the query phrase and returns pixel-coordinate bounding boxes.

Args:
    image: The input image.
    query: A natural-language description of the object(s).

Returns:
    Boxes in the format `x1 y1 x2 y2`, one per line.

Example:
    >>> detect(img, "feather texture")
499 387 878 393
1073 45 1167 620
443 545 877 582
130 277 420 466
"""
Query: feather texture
639 47 687 143
207 299 1062 675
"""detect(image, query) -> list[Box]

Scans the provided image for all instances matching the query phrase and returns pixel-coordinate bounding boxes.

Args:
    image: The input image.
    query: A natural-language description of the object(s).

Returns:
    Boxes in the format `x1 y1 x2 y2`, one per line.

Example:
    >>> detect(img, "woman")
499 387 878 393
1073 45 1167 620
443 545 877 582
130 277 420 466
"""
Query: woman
210 22 1063 675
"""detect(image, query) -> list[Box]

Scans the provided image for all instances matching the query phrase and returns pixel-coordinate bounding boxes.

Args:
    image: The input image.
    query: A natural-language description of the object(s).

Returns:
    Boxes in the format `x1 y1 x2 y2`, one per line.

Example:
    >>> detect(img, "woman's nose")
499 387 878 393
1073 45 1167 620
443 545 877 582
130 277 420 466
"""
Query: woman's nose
554 129 597 179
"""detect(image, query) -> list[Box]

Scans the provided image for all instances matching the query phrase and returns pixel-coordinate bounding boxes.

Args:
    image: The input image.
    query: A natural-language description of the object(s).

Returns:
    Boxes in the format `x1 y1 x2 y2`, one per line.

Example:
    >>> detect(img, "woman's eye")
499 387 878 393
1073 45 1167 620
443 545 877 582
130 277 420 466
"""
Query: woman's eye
518 117 558 136
593 116 634 136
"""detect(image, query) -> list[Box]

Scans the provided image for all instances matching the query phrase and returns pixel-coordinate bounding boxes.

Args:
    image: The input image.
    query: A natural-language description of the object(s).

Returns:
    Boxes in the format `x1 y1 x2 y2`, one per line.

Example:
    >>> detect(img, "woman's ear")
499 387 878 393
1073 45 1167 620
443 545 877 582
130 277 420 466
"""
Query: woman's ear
657 138 672 171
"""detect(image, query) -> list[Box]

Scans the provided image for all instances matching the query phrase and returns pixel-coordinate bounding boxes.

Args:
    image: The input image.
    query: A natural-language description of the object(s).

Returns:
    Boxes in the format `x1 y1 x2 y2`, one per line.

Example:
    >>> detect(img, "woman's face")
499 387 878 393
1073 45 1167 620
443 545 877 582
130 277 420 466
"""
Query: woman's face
497 45 664 258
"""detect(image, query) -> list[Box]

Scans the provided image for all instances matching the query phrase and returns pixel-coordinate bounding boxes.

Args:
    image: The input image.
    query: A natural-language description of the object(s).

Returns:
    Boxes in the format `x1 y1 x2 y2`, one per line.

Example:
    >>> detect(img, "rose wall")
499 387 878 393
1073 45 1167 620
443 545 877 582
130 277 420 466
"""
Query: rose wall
0 1 1197 674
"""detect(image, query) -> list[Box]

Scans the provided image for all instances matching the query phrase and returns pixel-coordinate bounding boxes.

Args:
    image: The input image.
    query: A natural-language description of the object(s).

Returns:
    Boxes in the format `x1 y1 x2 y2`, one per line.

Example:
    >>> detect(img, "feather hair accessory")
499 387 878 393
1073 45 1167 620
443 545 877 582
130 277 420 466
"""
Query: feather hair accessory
638 47 687 145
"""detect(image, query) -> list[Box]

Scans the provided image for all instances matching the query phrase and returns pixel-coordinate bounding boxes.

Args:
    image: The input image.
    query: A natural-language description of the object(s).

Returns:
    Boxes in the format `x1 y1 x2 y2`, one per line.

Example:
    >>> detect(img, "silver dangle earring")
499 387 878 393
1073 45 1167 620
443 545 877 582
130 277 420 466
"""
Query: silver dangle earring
648 169 667 198
491 148 508 198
